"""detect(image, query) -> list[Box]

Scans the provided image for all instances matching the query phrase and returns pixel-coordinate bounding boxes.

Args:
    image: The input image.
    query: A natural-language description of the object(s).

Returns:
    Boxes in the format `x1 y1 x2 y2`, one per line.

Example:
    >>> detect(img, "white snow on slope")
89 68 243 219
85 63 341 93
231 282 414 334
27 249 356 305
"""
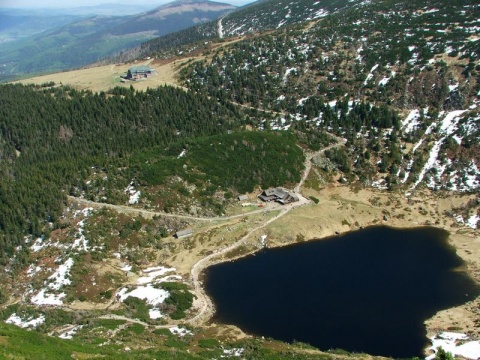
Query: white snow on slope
467 214 479 229
178 149 186 158
30 257 74 305
222 347 245 357
136 266 178 285
31 288 66 306
449 161 480 192
218 17 224 39
363 64 379 86
378 76 390 86
169 326 193 337
149 309 164 319
31 207 93 253
283 67 297 82
427 332 480 360
48 258 74 290
125 182 141 205
59 325 84 339
73 211 92 251
116 265 181 319
6 313 45 328
117 284 169 306
411 110 466 189
401 109 420 133
312 8 329 19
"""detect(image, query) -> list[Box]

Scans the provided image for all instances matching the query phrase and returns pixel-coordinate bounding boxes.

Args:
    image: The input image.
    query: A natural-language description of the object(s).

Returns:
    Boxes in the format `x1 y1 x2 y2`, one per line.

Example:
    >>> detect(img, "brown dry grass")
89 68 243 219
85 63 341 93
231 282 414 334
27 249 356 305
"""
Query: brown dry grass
15 35 246 94
16 58 187 93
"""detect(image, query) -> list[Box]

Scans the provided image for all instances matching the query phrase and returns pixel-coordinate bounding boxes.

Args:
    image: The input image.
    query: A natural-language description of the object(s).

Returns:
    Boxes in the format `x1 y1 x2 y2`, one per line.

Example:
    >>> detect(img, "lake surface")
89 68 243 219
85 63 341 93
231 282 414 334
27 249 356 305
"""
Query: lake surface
204 226 480 358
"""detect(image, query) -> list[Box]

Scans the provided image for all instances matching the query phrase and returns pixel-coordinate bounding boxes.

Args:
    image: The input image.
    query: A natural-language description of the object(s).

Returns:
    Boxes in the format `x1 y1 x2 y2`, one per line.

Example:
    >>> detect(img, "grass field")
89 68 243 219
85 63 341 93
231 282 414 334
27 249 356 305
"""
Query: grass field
16 57 189 93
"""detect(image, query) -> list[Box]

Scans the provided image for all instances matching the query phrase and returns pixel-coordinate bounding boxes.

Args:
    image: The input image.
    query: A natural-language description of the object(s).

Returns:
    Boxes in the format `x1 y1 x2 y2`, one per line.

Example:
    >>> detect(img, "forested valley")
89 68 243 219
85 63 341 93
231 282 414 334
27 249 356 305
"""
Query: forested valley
0 83 241 268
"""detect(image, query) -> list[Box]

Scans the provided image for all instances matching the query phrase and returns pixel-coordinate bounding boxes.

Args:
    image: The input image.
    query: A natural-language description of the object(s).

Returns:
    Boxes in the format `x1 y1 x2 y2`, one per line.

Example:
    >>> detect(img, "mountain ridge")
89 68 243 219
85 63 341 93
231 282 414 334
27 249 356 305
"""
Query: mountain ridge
0 0 236 79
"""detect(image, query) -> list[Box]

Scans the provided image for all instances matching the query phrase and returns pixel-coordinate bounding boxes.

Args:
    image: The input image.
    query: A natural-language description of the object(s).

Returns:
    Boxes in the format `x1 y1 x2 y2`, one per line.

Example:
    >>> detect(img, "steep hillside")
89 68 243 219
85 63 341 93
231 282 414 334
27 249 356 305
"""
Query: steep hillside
220 0 359 36
0 0 235 79
127 0 366 62
180 0 480 202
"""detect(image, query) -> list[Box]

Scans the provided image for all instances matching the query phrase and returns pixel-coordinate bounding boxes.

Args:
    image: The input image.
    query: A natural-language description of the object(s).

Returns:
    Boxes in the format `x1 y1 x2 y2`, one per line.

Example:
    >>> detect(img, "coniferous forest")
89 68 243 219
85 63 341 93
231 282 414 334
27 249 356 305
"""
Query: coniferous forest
0 83 308 269
0 83 242 267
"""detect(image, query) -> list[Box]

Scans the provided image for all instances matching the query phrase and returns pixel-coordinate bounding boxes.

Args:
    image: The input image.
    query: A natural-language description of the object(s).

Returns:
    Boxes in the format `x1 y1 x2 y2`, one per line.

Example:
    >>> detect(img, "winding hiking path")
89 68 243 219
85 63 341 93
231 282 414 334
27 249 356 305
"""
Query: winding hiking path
185 139 346 325
67 137 346 328
69 196 271 221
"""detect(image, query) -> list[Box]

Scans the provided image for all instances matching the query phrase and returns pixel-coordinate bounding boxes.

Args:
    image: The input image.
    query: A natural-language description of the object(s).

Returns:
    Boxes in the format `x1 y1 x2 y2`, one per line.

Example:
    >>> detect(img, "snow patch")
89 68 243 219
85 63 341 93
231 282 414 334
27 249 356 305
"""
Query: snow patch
148 308 165 319
59 325 84 339
427 332 480 360
283 67 297 83
125 182 141 205
31 289 66 306
169 326 193 337
6 313 45 328
178 149 186 158
401 109 420 133
467 214 479 229
222 347 245 357
136 266 177 285
312 8 328 19
371 179 388 190
47 258 74 290
363 64 379 86
118 284 170 307
120 264 132 272
30 257 74 305
411 110 466 189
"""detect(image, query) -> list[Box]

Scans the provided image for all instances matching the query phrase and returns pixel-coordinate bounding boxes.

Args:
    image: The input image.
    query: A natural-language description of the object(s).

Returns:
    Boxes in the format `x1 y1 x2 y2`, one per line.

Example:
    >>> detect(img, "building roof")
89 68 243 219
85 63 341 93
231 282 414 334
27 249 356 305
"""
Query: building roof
264 188 276 196
128 65 153 73
259 195 276 202
259 187 299 204
176 228 193 238
274 188 288 199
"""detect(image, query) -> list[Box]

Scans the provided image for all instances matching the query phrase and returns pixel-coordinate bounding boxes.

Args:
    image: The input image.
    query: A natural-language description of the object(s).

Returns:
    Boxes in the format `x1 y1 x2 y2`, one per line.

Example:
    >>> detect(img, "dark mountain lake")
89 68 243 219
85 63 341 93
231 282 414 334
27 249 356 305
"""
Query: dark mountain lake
204 226 480 358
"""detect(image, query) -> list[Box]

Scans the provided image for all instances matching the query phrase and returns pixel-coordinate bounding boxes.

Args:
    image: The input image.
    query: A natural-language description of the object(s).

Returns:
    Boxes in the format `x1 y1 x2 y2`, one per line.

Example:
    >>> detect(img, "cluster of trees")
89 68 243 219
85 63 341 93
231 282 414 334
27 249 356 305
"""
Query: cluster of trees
0 83 308 269
220 0 354 37
181 0 478 112
0 83 241 268
160 282 194 320
128 131 304 195
177 0 479 190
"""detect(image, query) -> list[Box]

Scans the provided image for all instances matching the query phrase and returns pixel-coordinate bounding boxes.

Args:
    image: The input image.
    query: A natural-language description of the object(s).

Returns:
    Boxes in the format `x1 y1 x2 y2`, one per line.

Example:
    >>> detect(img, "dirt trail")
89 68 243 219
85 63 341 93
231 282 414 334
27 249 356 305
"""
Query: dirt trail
295 138 346 193
185 143 338 326
69 196 271 221
98 314 150 327
66 143 344 328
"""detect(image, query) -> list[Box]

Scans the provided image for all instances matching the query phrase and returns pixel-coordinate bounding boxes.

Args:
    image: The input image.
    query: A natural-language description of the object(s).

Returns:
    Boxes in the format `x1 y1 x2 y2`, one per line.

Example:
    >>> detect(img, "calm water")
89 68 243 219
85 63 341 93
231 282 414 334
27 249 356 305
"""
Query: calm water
204 226 480 358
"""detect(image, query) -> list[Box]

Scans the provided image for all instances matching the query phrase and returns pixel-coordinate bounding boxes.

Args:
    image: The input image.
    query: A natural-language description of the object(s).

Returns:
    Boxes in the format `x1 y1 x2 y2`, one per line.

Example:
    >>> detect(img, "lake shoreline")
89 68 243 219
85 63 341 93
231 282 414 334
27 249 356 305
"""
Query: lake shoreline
192 184 480 358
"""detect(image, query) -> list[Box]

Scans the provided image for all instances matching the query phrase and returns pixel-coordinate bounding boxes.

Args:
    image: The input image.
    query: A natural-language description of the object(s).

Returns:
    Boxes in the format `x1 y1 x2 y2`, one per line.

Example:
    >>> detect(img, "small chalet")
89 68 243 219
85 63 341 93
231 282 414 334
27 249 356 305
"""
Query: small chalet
126 65 154 80
175 228 193 239
258 187 299 204
238 195 248 201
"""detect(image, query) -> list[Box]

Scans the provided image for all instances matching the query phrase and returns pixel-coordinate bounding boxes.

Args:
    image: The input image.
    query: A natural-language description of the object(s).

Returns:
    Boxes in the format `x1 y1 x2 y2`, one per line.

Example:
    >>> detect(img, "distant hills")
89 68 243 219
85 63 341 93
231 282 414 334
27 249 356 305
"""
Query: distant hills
0 0 235 80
